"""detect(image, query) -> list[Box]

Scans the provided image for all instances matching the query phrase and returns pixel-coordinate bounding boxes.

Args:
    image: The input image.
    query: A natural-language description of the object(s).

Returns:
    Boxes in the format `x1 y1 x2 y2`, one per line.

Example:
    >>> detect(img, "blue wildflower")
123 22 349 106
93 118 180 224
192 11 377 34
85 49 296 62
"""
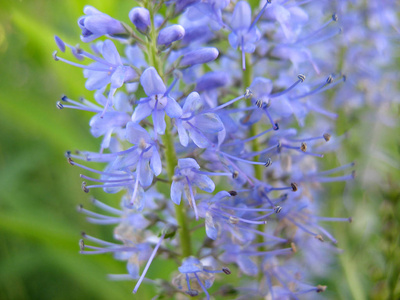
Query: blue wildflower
132 67 182 135
171 158 215 219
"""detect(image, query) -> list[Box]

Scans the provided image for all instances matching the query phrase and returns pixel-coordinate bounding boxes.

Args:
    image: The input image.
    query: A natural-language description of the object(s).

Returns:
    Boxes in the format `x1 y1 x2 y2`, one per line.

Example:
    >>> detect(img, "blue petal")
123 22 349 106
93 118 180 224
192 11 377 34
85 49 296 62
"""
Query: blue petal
188 127 210 148
231 1 252 31
237 254 258 276
193 174 215 192
139 159 153 187
165 96 183 118
132 102 153 123
153 110 166 135
176 120 189 147
140 67 166 96
171 180 183 205
126 122 151 144
178 257 203 273
150 148 162 176
250 77 273 98
178 158 200 169
182 92 202 113
205 212 218 240
110 65 126 88
192 113 224 133
102 40 122 65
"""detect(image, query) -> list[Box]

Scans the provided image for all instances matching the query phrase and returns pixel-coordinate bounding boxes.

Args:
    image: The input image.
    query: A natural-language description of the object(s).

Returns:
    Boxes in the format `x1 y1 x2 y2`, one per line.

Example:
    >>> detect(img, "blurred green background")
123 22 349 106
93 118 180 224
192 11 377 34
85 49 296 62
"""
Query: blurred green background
0 1 399 299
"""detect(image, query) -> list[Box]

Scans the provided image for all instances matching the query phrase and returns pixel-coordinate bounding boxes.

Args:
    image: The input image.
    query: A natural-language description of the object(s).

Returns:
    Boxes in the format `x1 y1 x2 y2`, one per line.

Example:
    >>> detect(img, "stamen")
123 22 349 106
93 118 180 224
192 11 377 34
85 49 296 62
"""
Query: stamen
219 151 266 166
82 182 89 193
133 233 166 294
207 92 247 113
67 158 130 178
313 162 355 176
53 51 111 71
194 273 210 300
223 128 273 147
242 144 278 158
289 75 334 100
294 14 338 45
269 75 305 98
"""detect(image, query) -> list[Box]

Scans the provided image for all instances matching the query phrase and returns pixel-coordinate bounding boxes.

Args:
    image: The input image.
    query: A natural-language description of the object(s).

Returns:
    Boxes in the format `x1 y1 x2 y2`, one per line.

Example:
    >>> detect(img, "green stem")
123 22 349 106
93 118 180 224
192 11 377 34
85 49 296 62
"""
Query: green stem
146 1 191 258
161 118 192 258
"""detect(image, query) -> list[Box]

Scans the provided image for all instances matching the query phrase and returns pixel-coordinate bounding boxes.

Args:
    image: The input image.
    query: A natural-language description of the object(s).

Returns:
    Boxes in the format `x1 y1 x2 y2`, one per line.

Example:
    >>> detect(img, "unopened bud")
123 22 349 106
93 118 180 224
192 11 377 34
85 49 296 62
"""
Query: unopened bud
129 7 150 34
180 47 219 68
157 25 185 47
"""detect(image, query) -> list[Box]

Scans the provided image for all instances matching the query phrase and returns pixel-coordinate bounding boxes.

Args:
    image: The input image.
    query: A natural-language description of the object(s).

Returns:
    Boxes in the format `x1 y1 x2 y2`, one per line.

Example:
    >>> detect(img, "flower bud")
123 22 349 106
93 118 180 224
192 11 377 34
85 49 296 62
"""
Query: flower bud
78 6 126 42
179 47 219 68
129 7 150 34
157 25 185 47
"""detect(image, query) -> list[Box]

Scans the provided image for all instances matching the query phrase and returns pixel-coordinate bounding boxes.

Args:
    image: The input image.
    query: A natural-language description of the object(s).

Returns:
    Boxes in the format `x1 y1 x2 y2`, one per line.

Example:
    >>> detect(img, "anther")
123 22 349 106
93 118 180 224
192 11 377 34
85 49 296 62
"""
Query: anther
244 88 253 99
326 75 333 84
300 142 307 152
323 133 331 142
277 141 282 153
81 231 87 237
275 206 282 213
255 99 264 108
79 239 85 251
228 190 238 196
61 95 68 101
290 242 297 253
229 216 239 224
332 13 338 21
222 267 231 275
297 74 306 82
342 74 347 82
291 182 298 192
52 50 59 61
316 285 327 293
348 217 353 223
232 170 239 179
186 290 199 297
81 181 89 193
77 204 83 212
65 151 71 157
265 158 272 167
273 123 279 131
315 234 324 242
56 101 64 109
351 170 356 178
67 157 74 165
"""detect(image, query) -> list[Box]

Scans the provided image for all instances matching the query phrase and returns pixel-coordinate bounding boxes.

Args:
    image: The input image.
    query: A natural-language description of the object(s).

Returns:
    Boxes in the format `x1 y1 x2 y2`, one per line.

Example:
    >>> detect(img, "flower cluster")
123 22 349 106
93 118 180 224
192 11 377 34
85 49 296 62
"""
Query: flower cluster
52 0 398 298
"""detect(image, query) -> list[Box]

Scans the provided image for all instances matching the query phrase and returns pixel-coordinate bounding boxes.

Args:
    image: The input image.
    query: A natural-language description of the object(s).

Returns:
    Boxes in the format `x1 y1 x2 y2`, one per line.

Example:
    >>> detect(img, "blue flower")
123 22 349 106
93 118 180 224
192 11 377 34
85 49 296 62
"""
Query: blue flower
78 6 126 42
173 256 230 299
176 92 224 148
171 158 215 219
132 67 182 135
228 1 261 70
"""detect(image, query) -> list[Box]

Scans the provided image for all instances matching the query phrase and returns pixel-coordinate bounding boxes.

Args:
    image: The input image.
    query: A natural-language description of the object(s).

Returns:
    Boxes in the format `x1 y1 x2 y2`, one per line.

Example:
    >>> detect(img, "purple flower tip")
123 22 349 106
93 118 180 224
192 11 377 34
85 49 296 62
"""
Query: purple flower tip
157 25 185 47
180 47 219 67
129 7 151 34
